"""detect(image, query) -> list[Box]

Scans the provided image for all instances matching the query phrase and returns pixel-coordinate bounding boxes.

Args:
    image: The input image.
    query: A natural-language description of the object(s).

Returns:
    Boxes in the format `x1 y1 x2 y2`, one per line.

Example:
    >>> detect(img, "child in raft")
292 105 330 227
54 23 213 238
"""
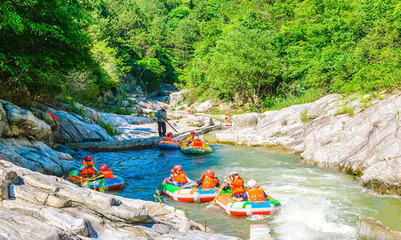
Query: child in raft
165 132 180 142
223 172 246 198
181 169 221 189
233 180 268 202
161 165 195 187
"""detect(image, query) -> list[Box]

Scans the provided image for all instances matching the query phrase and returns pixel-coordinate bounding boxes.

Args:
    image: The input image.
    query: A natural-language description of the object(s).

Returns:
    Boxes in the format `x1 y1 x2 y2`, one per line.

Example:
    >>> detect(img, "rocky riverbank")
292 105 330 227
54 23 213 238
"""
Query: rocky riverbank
203 93 401 196
0 97 239 239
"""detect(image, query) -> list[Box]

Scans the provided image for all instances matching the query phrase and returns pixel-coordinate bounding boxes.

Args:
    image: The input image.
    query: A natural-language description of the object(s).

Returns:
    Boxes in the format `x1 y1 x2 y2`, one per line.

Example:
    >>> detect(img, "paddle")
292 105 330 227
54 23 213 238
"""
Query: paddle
161 115 177 132
68 174 104 183
207 183 225 209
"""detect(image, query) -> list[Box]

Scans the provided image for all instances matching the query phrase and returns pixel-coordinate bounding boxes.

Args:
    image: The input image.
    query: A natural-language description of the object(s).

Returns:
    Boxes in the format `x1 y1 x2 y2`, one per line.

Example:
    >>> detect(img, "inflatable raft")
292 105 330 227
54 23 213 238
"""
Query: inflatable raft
158 141 183 150
222 122 232 128
180 144 212 155
67 170 125 190
215 190 281 216
157 183 217 202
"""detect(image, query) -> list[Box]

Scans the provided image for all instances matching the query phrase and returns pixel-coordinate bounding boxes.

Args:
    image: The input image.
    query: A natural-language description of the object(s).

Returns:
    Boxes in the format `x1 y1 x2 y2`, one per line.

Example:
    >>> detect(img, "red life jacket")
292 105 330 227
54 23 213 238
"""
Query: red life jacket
165 136 173 141
230 176 245 196
101 169 113 179
171 169 188 184
80 166 95 177
193 140 203 146
246 186 266 201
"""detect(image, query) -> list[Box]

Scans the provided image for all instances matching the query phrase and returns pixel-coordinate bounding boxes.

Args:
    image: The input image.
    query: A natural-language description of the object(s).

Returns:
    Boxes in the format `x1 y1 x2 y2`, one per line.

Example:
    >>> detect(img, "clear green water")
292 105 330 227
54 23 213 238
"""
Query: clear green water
80 144 401 239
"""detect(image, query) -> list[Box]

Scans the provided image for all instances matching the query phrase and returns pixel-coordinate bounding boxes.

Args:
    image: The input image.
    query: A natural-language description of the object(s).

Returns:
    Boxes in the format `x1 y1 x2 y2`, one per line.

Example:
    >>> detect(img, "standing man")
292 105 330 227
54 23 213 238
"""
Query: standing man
155 107 167 136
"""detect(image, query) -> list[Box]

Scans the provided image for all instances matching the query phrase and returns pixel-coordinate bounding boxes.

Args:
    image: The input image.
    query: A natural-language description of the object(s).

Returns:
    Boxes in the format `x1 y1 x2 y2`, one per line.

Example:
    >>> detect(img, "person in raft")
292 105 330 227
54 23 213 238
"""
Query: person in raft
224 117 231 123
155 107 167 137
181 169 221 189
184 131 196 143
79 156 99 178
187 135 205 147
162 165 195 187
223 172 246 198
165 132 179 142
99 164 114 179
233 180 268 202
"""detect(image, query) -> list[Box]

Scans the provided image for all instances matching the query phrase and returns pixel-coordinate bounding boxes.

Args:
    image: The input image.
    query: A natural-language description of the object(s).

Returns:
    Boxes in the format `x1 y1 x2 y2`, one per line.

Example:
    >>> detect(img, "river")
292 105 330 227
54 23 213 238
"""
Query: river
78 144 401 239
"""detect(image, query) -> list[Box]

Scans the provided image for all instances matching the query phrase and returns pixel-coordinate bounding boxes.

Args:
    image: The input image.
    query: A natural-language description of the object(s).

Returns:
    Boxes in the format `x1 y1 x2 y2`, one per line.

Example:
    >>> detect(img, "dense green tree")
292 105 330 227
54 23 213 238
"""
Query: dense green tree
0 0 93 103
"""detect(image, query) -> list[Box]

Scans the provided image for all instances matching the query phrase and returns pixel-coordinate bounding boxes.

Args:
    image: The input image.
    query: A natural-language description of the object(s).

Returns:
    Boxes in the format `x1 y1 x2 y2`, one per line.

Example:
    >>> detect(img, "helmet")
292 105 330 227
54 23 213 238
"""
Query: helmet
173 165 182 171
206 169 215 178
167 132 173 137
228 172 238 180
225 117 228 119
247 180 257 188
84 156 92 162
100 164 107 172
190 131 195 135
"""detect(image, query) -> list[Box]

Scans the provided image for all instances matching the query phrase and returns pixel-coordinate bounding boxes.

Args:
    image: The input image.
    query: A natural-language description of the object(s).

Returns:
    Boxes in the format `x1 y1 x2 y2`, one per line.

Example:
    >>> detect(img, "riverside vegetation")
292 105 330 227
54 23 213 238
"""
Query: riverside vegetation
1 0 401 111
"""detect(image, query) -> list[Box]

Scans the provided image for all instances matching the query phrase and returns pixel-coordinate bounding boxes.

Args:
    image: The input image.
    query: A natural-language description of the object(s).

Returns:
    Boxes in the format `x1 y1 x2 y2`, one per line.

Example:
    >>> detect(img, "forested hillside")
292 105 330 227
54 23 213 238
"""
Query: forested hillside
1 0 400 110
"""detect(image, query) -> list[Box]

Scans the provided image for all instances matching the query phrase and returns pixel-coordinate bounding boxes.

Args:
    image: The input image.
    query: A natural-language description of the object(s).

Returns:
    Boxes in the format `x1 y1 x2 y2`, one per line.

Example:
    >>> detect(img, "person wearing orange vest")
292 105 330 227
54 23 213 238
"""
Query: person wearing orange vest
181 169 220 189
235 180 268 202
184 131 196 143
224 117 231 123
79 156 99 178
161 165 194 187
188 135 205 147
99 164 114 179
165 132 174 142
223 172 246 198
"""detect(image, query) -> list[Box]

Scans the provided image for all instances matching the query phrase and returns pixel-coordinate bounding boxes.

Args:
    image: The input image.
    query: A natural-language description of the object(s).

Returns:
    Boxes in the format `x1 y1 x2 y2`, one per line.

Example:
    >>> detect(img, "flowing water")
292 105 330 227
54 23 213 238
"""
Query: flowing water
77 145 401 239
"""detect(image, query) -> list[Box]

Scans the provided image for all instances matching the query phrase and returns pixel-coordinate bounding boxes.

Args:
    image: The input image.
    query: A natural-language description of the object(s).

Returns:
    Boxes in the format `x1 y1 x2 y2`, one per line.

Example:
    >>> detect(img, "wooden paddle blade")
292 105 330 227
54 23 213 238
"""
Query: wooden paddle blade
210 185 225 206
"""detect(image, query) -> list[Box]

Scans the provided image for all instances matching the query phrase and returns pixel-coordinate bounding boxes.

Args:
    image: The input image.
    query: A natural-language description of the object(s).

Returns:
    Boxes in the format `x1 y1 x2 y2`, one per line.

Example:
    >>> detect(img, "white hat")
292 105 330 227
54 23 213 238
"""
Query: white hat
247 180 257 188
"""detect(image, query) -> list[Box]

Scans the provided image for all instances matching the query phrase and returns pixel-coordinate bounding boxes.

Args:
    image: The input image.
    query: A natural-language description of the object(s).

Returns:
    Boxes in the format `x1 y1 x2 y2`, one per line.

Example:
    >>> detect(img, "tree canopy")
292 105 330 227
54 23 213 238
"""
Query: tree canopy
1 0 401 109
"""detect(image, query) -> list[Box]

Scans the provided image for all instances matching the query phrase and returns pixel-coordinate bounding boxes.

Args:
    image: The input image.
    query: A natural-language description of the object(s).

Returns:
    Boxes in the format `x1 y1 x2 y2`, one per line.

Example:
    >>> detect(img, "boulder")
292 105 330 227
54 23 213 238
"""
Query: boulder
232 113 264 130
194 100 213 113
169 89 188 107
356 216 401 240
0 100 52 141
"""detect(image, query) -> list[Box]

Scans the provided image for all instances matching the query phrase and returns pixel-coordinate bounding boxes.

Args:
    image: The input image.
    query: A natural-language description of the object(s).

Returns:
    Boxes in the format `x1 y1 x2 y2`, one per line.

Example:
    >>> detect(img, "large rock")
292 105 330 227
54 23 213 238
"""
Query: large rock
0 160 238 240
356 216 401 240
204 93 401 194
194 100 213 113
0 138 75 176
232 113 264 130
169 89 188 108
0 100 52 141
50 109 114 143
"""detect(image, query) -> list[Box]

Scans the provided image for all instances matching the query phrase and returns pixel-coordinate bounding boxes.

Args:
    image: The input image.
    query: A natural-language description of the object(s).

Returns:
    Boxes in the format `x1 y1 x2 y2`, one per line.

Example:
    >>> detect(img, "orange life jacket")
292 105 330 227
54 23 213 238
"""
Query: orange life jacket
82 160 94 166
165 136 173 141
80 166 95 177
193 140 203 146
171 170 188 184
230 176 245 196
200 175 218 189
101 169 113 179
246 186 266 201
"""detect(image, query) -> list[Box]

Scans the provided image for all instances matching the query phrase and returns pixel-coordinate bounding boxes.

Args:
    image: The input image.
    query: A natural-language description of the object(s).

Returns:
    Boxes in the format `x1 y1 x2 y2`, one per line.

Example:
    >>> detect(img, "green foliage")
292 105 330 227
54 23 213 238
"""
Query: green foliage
300 108 308 122
114 107 132 115
95 120 121 136
337 106 355 117
2 0 401 109
0 0 94 102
